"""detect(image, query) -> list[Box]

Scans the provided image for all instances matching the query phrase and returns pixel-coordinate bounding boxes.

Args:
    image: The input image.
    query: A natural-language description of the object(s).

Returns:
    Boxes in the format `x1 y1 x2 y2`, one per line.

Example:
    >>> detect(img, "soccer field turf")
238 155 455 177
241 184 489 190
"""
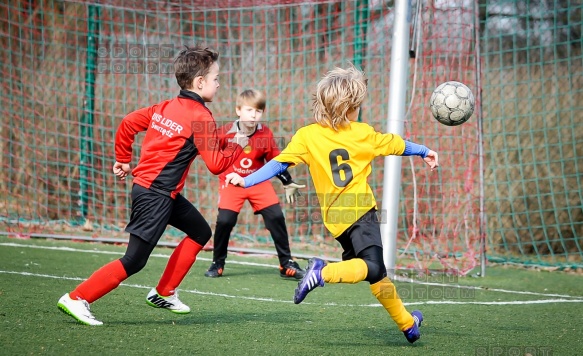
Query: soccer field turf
1 236 582 355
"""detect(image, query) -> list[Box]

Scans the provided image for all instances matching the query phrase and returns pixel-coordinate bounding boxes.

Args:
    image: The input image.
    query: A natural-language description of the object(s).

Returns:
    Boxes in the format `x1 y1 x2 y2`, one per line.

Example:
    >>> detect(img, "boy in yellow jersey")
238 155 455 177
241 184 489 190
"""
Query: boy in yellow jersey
225 65 439 344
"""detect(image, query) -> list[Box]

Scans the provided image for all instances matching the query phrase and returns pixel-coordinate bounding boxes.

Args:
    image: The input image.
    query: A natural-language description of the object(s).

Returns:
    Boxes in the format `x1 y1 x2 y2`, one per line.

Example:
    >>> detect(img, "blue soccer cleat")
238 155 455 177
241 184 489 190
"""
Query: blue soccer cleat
403 310 423 343
293 258 326 304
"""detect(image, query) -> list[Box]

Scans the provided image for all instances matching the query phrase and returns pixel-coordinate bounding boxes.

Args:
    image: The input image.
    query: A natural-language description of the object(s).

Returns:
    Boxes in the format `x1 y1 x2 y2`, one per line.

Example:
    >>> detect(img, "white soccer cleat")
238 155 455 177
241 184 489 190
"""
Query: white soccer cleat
57 293 103 326
146 288 191 314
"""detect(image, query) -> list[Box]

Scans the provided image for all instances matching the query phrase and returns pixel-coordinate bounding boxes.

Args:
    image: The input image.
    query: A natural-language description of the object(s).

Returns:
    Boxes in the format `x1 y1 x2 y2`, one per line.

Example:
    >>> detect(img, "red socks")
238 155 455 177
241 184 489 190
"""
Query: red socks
69 259 128 303
156 237 203 296
69 237 202 302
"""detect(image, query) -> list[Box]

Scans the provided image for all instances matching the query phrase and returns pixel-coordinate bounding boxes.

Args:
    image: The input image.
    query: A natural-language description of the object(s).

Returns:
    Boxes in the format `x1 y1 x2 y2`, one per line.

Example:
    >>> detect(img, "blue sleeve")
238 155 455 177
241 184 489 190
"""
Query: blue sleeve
402 141 429 158
244 160 290 187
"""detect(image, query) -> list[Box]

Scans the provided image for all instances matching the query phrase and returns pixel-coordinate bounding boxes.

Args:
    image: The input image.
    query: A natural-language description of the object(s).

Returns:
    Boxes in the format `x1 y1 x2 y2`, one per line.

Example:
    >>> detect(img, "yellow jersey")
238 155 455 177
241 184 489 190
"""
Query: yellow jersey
275 122 406 237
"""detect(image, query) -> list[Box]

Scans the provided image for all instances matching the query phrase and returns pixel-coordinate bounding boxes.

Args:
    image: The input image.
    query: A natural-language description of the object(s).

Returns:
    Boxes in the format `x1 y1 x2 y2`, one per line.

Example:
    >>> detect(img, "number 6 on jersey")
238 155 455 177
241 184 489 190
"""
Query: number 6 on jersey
329 149 353 187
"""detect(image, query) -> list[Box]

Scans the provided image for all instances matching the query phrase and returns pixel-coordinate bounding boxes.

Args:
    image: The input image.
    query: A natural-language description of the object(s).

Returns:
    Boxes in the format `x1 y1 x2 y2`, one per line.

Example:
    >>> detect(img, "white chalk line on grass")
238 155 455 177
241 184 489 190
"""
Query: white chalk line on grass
2 269 583 307
392 276 583 300
0 270 291 304
2 241 583 301
0 242 278 268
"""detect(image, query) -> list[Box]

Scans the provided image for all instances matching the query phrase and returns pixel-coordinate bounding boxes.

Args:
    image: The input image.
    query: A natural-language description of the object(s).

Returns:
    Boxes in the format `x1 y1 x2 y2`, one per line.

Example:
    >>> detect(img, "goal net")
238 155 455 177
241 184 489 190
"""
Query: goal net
5 0 579 274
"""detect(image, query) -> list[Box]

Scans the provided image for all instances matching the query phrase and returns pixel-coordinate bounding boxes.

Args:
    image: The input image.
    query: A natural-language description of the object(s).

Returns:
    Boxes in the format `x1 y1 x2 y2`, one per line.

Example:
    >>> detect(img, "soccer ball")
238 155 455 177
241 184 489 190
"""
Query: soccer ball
429 81 475 126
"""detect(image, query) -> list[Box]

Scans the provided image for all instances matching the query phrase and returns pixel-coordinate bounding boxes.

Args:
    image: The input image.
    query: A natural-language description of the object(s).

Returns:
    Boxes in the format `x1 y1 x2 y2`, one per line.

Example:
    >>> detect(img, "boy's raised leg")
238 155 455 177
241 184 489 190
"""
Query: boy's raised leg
293 258 326 304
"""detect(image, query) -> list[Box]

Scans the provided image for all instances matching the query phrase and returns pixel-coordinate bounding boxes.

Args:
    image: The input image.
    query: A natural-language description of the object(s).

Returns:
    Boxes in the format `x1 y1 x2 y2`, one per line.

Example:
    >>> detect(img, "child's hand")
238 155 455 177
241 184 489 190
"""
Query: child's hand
225 172 246 187
113 161 131 180
423 150 439 171
284 181 305 204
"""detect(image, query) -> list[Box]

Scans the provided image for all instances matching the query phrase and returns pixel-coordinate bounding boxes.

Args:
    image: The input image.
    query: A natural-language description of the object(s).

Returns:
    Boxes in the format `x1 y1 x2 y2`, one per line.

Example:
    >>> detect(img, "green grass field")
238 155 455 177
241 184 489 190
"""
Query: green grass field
1 235 582 355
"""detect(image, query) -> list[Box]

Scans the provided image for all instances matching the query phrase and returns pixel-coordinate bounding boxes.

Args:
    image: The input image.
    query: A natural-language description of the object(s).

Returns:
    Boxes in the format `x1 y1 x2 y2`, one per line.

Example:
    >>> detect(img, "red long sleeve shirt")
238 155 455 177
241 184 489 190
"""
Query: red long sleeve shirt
216 121 281 182
115 90 243 198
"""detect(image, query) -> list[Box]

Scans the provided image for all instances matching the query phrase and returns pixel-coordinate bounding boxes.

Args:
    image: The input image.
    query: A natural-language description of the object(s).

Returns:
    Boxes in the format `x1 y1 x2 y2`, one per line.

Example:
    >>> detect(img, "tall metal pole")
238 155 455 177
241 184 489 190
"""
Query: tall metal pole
381 0 411 277
473 0 486 277
79 5 100 222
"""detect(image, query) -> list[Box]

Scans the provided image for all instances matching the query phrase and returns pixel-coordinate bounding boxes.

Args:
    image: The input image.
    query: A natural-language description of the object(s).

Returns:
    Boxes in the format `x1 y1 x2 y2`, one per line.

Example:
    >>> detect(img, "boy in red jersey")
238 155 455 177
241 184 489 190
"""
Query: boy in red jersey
204 89 306 280
57 46 248 326
226 66 439 344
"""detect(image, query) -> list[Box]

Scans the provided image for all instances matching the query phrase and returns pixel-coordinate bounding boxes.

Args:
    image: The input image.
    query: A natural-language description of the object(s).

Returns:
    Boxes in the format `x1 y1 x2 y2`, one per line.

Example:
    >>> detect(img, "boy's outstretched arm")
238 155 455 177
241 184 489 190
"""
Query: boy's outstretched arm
196 118 247 175
225 160 290 188
402 141 439 171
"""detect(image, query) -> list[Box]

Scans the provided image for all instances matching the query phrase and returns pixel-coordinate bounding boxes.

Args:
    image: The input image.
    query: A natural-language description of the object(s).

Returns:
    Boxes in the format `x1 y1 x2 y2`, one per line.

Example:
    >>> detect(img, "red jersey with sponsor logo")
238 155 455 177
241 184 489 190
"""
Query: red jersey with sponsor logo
217 121 281 181
115 90 243 198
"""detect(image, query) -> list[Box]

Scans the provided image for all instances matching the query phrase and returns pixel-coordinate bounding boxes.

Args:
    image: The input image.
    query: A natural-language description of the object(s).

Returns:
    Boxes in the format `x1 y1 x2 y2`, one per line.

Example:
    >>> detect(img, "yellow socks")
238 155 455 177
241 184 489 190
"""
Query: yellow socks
370 277 414 331
320 259 414 332
321 258 368 284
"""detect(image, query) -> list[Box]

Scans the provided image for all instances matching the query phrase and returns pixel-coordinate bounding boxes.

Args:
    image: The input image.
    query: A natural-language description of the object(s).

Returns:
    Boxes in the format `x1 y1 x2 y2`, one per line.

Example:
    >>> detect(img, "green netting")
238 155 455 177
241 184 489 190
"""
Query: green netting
482 0 583 269
0 0 581 273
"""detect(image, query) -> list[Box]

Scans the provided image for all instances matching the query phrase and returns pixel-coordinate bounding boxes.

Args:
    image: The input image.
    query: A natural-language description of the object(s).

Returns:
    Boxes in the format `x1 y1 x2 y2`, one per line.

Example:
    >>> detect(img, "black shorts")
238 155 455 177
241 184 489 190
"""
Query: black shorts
125 184 210 245
335 208 383 260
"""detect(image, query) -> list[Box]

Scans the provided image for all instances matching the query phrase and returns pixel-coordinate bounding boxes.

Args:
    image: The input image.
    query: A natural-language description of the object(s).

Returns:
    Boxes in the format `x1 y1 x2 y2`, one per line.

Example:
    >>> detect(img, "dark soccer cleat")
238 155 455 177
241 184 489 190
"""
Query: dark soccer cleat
204 262 224 278
279 260 306 280
293 258 326 304
403 310 423 344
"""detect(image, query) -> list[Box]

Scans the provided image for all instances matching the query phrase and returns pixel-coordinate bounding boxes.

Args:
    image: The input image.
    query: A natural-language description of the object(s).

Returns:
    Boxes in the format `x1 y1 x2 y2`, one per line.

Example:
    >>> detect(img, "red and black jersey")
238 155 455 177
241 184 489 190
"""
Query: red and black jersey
115 90 243 198
216 121 293 184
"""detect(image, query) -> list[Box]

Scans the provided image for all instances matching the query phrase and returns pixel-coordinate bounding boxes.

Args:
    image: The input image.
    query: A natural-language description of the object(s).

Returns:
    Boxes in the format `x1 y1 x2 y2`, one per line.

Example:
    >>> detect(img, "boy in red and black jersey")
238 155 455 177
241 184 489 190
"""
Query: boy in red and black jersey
57 46 248 326
204 89 306 280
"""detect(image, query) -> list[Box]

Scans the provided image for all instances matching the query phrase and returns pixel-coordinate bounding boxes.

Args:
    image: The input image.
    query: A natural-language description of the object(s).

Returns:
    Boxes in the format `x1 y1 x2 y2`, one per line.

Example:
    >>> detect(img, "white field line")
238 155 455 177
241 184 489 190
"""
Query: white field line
0 242 278 268
392 276 583 300
2 242 583 301
2 270 583 307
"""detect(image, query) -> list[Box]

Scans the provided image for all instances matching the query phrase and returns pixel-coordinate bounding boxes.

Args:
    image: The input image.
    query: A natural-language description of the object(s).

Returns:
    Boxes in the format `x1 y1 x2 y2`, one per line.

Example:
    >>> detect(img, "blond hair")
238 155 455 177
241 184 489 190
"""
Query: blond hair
236 89 266 111
312 65 368 130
